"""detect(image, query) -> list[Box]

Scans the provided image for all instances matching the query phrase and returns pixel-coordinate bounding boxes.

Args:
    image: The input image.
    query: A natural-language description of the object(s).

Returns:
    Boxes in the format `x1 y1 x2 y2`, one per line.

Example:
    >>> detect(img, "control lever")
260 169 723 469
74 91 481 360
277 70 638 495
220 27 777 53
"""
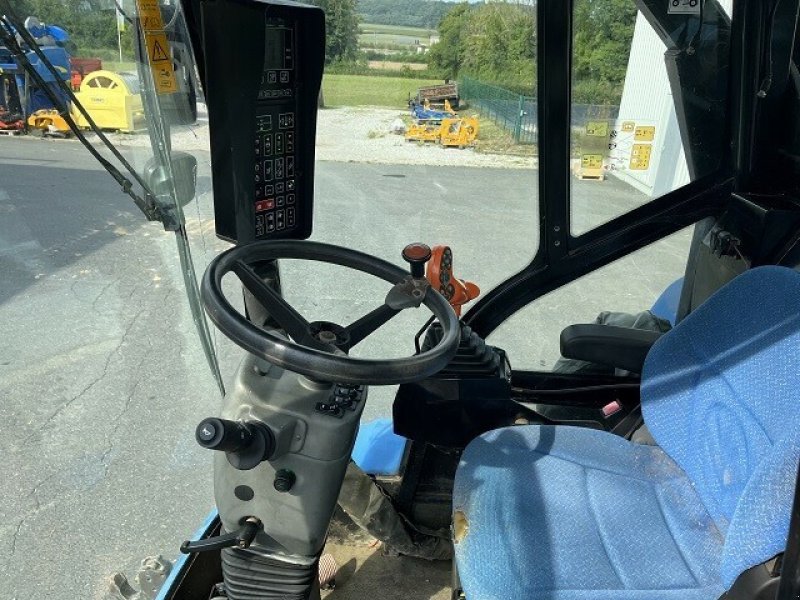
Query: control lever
402 243 432 278
425 245 480 317
180 517 260 554
386 244 434 311
195 417 275 470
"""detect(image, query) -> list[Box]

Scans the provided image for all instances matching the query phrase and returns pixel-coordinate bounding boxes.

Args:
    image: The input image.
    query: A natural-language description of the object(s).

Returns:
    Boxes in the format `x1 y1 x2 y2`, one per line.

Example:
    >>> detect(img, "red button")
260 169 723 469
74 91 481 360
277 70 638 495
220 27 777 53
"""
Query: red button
255 199 275 212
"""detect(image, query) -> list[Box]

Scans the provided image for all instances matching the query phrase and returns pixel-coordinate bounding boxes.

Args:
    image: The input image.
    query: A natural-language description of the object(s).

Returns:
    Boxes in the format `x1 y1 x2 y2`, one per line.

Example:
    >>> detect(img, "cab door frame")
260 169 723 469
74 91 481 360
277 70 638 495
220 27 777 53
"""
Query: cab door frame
463 0 796 338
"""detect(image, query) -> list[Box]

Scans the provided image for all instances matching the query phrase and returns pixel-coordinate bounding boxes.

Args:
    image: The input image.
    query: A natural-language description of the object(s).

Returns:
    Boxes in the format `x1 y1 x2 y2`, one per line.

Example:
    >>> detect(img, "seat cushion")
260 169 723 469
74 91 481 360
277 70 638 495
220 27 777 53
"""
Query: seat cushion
453 425 726 600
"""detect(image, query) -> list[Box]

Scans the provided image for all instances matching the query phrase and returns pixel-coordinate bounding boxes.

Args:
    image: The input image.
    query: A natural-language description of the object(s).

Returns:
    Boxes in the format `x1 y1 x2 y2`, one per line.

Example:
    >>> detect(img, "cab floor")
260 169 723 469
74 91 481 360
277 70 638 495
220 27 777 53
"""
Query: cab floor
321 513 452 600
320 542 452 600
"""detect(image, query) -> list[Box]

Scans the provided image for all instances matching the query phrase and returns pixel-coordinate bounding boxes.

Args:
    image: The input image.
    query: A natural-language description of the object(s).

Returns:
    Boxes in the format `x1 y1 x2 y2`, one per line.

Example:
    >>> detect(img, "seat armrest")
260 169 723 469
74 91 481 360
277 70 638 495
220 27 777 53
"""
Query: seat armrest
559 325 665 374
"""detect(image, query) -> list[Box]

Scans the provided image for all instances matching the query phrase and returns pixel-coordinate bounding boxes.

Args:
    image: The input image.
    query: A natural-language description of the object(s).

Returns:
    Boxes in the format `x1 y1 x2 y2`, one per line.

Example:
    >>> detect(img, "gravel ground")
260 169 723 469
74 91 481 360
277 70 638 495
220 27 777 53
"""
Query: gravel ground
105 105 534 170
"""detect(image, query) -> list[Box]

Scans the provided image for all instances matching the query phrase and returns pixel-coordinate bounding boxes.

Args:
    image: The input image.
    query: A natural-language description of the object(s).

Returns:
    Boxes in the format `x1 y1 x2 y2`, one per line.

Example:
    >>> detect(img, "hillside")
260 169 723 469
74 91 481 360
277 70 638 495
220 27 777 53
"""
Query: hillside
357 0 456 29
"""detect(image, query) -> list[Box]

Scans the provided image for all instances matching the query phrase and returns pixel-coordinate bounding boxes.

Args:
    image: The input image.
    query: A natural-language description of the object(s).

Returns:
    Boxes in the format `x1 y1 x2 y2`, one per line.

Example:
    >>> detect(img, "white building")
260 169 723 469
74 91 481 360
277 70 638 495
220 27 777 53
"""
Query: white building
612 1 733 198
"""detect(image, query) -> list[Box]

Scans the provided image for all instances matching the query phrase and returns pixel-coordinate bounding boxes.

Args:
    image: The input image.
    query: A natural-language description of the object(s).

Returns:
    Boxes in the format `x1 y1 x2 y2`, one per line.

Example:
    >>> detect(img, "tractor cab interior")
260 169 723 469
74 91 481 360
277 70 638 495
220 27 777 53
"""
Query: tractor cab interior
38 0 800 598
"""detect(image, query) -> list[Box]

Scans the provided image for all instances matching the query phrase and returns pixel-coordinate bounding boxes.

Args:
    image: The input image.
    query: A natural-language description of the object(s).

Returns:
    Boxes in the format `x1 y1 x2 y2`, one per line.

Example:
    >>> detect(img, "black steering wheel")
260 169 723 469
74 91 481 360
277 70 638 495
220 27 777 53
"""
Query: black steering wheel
201 241 461 385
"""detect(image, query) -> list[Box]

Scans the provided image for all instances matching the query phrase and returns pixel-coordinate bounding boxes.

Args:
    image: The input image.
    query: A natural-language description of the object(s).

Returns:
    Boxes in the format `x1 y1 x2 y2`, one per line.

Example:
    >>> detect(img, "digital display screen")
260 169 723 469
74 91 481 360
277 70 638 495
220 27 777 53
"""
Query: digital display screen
264 26 292 71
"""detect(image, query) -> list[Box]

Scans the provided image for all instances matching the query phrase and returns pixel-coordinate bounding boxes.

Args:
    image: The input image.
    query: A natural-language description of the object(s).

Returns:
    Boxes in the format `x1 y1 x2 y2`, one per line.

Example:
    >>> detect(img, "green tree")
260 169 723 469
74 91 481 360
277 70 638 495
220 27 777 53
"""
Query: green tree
357 0 453 29
430 2 535 91
428 2 471 80
463 3 535 87
309 0 360 64
573 0 637 103
429 0 635 102
12 0 124 56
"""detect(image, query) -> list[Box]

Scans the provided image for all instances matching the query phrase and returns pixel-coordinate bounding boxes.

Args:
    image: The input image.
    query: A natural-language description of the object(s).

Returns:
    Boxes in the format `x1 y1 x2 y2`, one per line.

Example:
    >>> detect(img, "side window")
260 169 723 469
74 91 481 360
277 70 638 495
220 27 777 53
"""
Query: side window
487 228 692 372
571 0 732 235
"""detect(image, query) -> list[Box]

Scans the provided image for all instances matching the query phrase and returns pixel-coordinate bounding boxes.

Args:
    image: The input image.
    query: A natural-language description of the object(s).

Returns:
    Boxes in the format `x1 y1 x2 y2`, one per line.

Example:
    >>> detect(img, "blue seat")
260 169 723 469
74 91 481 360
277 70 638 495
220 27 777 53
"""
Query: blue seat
453 266 800 600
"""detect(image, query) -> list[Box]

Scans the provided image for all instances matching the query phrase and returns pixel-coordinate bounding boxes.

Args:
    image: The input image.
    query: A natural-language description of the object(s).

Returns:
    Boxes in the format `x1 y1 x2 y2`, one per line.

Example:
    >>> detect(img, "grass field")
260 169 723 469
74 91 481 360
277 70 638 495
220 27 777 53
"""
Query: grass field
359 22 436 48
322 73 441 108
367 60 428 71
472 117 537 157
360 23 436 37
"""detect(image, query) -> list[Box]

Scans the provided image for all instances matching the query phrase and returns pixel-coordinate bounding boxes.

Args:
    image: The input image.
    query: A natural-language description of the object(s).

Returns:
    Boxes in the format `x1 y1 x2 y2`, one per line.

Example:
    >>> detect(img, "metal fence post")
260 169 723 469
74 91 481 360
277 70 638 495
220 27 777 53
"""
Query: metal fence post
514 94 524 143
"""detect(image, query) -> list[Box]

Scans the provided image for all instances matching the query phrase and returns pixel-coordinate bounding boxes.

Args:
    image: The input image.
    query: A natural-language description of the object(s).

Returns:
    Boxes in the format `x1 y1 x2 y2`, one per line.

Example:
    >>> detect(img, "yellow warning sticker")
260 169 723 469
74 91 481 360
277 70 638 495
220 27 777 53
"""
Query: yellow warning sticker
137 0 165 30
621 121 636 133
630 144 652 170
145 32 178 94
148 35 171 63
585 121 609 138
135 1 178 95
634 126 656 142
581 154 604 169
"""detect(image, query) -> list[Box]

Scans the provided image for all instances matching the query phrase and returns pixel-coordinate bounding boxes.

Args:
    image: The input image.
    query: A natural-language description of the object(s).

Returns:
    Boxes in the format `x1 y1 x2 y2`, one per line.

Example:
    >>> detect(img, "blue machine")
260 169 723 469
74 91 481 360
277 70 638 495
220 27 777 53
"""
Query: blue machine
409 100 455 123
0 17 71 118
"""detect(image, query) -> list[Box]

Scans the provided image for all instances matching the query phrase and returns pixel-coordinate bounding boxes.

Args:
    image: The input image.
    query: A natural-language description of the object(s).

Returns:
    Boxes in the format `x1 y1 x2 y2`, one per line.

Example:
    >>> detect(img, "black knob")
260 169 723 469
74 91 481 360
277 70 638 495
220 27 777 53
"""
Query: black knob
402 243 432 278
196 418 252 452
274 469 296 492
195 418 275 470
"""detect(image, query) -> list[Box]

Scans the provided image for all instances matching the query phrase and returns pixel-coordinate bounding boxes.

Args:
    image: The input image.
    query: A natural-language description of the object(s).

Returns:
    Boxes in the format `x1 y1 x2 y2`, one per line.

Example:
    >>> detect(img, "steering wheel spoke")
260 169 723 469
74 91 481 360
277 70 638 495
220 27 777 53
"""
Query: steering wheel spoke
231 260 315 345
202 241 460 385
345 304 401 348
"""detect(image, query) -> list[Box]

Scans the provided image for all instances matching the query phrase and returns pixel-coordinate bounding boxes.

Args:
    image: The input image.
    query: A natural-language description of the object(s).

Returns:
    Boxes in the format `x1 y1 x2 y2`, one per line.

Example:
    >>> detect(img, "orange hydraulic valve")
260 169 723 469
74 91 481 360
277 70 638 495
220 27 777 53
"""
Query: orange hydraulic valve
425 245 480 317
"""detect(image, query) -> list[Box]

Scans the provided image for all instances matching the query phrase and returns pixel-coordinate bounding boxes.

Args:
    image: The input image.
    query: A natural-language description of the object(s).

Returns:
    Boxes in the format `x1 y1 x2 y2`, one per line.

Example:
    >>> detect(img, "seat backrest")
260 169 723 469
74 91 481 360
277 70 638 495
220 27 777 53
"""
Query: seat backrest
641 266 800 587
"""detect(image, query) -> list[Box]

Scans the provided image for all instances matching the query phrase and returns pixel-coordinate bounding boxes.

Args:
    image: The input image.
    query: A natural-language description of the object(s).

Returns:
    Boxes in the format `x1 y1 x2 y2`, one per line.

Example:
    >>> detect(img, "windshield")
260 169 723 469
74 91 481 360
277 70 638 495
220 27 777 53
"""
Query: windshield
0 0 731 598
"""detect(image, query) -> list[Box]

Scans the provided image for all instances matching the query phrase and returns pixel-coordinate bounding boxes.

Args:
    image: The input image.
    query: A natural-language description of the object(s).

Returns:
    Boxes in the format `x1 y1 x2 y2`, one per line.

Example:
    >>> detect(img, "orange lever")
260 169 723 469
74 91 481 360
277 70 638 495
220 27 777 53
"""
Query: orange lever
425 245 480 317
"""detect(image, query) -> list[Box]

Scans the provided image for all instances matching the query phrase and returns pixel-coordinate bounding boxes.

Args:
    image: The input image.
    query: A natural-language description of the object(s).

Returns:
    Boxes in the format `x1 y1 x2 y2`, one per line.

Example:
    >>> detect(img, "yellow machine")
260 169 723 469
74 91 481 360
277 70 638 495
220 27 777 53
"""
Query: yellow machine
406 116 479 148
405 121 443 143
27 109 71 136
439 117 479 148
71 70 145 133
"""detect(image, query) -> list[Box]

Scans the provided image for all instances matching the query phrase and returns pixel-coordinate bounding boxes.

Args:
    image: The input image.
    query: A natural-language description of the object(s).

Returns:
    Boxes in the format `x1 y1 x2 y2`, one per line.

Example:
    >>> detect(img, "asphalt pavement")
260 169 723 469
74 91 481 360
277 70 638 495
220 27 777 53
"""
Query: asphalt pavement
0 136 689 599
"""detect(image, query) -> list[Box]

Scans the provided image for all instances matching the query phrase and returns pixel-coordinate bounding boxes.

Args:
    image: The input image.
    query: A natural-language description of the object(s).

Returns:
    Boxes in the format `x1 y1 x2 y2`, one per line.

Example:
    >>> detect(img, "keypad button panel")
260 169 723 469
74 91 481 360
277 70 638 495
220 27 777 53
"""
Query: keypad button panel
254 108 298 238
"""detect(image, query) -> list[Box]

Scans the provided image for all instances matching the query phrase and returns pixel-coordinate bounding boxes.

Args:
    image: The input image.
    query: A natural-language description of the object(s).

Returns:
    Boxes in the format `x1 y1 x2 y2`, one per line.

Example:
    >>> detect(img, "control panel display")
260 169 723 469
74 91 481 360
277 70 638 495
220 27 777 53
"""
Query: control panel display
264 26 292 72
260 24 294 99
196 0 325 244
253 21 299 238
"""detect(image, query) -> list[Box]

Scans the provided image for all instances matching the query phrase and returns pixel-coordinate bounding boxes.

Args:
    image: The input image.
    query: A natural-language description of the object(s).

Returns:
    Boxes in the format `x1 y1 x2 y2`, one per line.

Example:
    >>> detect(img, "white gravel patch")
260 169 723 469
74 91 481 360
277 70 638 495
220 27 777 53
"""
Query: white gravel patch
315 106 532 169
95 104 533 170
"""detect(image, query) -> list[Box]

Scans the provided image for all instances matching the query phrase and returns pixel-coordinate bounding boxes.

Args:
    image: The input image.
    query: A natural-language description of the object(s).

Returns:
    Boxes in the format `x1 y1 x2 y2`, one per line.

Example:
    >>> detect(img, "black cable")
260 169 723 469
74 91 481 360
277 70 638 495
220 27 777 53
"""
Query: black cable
1 5 156 198
0 16 163 222
686 0 706 55
512 382 641 397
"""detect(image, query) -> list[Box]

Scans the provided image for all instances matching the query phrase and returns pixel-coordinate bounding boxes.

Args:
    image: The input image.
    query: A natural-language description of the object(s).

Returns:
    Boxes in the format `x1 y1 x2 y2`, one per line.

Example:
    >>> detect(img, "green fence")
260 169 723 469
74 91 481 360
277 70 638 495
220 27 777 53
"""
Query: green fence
459 76 620 146
459 76 537 144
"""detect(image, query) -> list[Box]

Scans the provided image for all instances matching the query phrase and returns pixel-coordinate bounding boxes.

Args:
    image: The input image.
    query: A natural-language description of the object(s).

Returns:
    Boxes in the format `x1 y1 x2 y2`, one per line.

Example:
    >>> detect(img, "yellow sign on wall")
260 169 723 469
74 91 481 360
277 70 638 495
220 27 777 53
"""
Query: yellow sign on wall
136 0 178 95
634 125 656 142
581 154 604 169
630 144 652 170
585 121 609 138
621 121 636 133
